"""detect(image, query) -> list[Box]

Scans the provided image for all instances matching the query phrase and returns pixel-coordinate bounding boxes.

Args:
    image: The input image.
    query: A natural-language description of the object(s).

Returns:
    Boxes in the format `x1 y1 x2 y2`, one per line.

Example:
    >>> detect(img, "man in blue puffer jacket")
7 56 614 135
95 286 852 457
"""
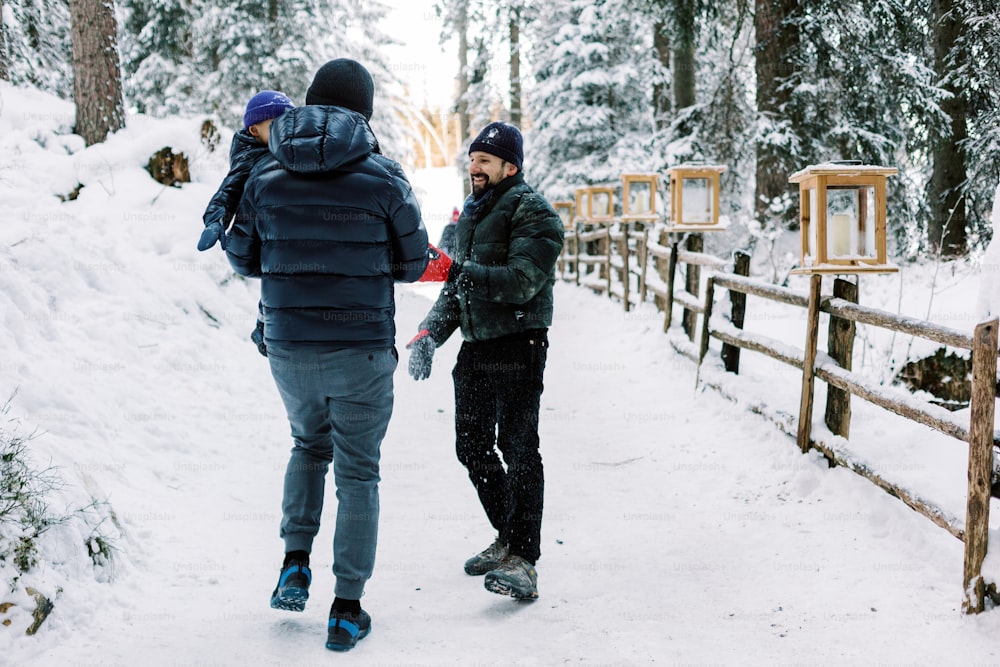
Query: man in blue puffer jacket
225 58 428 652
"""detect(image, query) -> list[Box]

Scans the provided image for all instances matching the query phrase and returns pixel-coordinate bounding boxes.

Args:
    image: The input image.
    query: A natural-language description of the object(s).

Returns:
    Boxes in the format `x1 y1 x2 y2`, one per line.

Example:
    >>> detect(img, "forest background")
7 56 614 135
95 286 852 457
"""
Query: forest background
3 0 999 271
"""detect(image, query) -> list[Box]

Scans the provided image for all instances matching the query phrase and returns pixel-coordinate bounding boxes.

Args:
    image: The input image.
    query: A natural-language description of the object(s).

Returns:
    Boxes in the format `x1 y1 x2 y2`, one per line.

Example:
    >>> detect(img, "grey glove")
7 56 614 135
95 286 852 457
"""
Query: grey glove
456 262 477 301
406 330 435 380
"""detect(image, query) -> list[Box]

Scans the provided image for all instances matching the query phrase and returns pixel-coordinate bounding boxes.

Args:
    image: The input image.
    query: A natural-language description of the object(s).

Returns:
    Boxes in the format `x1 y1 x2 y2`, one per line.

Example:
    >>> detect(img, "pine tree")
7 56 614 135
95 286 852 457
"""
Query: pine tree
929 0 969 256
118 0 195 115
753 0 800 232
0 0 8 80
119 0 409 156
946 0 1000 251
526 0 654 200
2 0 73 94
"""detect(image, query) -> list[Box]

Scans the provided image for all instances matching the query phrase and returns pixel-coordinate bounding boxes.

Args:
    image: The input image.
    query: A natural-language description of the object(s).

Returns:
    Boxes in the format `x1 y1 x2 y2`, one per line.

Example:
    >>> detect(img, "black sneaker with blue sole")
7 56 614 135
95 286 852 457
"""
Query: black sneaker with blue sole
269 560 311 612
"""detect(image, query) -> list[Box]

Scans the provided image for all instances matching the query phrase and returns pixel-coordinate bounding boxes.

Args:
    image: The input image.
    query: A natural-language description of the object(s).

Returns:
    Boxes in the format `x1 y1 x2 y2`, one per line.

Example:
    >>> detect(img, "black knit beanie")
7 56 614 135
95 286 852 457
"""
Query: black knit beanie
305 58 375 120
469 122 523 170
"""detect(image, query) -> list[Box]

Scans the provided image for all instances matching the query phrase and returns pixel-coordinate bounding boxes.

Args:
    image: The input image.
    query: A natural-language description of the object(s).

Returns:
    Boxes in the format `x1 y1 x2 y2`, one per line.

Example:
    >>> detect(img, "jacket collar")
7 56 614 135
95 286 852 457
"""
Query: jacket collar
478 171 524 216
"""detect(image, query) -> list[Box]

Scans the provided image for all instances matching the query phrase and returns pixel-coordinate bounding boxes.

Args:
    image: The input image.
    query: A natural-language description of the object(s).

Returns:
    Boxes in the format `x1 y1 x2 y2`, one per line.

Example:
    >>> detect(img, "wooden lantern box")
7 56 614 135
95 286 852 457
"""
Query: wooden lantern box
788 163 898 274
665 164 727 232
575 186 615 223
621 174 659 222
552 201 575 228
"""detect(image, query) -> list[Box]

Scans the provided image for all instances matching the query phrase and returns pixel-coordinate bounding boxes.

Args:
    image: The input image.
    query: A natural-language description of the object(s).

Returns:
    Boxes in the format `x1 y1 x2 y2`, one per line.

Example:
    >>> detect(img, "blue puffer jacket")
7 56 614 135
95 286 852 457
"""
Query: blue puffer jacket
226 105 429 348
202 130 267 228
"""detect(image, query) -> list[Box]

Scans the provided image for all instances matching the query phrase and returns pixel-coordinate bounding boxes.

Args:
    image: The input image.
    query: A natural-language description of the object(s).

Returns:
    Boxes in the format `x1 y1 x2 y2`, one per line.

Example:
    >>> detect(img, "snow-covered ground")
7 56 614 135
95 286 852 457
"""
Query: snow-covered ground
3 81 1000 664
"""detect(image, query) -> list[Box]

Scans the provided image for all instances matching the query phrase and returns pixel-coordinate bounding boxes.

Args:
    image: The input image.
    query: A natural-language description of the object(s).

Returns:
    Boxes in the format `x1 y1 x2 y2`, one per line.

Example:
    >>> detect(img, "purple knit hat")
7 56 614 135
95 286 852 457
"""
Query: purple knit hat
243 91 295 129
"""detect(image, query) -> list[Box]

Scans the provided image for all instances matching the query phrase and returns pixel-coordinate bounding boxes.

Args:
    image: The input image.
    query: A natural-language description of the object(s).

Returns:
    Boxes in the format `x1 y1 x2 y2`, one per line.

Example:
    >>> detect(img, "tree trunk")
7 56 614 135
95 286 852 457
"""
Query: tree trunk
509 5 521 128
672 0 697 137
0 0 8 81
673 43 695 111
653 18 670 132
70 0 125 146
268 0 280 42
754 0 799 230
456 0 471 198
929 0 968 257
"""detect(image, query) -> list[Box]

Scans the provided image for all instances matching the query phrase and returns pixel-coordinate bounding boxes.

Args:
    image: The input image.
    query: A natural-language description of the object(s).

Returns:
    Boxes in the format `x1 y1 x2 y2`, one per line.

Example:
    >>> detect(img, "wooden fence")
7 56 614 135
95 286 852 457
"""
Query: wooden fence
560 218 1000 614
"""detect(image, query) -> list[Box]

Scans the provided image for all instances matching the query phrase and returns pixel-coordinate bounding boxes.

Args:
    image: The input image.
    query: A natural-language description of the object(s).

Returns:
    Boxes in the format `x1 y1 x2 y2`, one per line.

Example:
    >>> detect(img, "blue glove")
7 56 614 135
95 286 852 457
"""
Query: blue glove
197 221 227 251
406 329 435 380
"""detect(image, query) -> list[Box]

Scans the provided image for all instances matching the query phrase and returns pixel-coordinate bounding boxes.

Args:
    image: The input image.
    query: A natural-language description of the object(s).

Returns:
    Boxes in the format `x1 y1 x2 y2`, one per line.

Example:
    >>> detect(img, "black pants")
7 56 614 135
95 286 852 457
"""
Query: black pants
452 330 548 564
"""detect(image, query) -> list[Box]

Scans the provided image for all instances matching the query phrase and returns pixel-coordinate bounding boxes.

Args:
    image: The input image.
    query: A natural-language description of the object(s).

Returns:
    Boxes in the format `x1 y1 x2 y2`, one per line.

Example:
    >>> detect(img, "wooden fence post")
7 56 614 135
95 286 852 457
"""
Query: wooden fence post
721 251 750 373
604 224 612 299
682 234 703 342
699 276 715 365
620 223 631 312
561 228 571 281
664 240 679 332
574 224 581 287
962 317 999 614
796 274 823 453
824 277 858 438
587 223 598 280
638 228 649 305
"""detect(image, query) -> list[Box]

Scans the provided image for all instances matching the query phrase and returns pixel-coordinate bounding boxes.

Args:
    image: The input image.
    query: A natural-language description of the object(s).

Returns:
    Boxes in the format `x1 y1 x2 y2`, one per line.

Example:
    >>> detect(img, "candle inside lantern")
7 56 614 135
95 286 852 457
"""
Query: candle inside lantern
829 213 852 257
632 186 649 214
682 179 711 223
593 193 609 217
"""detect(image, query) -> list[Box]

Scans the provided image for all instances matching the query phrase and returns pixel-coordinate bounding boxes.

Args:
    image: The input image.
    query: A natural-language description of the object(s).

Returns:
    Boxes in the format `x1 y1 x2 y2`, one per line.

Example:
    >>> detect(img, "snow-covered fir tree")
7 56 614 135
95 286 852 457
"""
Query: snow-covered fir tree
119 0 194 116
525 0 655 201
119 0 410 157
2 0 72 95
950 0 1000 251
785 1 942 255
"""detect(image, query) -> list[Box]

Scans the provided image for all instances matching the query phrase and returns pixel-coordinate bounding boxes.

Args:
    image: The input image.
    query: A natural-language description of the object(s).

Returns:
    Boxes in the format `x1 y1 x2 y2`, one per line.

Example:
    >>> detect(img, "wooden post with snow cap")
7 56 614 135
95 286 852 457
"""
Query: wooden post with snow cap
796 274 823 453
962 317 999 614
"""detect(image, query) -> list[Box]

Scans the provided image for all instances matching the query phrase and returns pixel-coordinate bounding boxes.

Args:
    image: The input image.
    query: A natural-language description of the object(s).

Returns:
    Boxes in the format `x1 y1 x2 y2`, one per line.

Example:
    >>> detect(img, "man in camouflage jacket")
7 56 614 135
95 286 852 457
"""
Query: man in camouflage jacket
407 121 564 601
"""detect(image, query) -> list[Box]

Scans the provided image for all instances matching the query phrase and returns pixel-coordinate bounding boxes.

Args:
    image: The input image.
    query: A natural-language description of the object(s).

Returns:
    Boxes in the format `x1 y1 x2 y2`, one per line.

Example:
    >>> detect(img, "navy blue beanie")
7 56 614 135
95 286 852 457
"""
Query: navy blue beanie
305 59 375 120
469 122 523 170
243 91 294 129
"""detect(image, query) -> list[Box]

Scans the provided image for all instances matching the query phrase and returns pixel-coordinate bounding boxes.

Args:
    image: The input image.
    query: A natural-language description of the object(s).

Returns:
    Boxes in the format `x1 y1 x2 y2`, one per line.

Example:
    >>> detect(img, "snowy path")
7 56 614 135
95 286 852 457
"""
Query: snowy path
15 280 1000 666
3 86 998 665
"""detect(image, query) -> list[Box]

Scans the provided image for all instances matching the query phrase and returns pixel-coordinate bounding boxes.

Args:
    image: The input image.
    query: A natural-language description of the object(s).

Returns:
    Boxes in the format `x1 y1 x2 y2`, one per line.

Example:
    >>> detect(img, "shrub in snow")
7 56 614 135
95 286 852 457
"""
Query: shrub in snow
0 402 61 575
0 394 121 637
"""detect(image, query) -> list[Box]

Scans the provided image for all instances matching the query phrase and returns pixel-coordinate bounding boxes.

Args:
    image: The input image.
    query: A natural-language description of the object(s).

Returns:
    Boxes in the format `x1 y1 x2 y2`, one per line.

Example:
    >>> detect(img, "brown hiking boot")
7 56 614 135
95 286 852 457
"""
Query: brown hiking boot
484 554 538 600
463 537 508 576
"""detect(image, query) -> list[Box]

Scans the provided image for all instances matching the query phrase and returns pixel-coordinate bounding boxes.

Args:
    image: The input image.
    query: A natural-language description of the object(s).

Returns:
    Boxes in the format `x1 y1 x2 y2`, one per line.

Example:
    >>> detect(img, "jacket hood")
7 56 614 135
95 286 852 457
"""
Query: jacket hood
268 105 377 174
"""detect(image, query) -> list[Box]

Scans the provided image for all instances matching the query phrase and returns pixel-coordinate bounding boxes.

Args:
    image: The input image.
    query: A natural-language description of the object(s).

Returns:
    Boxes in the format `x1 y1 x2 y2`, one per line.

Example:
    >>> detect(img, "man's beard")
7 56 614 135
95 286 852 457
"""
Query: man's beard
471 177 489 198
